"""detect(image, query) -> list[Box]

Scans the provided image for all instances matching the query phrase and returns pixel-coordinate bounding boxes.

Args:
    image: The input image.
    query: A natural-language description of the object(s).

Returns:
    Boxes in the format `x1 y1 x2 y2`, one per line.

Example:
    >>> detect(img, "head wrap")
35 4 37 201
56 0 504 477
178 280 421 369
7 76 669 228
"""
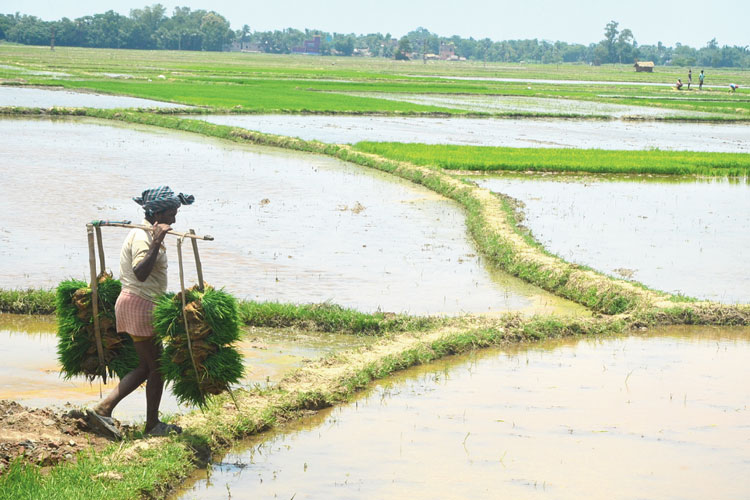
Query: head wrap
133 186 195 217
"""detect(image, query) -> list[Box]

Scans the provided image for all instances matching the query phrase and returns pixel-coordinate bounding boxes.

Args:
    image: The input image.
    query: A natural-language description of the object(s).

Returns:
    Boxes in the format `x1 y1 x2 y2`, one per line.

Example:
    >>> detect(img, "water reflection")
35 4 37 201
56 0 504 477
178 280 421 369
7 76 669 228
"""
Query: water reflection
175 326 750 500
0 313 371 422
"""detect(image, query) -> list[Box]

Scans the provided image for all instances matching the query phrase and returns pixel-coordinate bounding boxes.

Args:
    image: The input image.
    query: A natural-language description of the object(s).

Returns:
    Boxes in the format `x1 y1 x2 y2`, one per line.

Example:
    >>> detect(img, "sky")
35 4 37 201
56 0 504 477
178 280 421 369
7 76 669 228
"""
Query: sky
2 0 749 48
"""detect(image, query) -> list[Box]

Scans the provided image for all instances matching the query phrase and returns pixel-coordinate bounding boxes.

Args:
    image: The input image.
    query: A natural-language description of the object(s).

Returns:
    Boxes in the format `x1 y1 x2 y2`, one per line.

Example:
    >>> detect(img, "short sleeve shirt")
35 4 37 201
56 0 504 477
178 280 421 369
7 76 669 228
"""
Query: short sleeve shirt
119 219 168 302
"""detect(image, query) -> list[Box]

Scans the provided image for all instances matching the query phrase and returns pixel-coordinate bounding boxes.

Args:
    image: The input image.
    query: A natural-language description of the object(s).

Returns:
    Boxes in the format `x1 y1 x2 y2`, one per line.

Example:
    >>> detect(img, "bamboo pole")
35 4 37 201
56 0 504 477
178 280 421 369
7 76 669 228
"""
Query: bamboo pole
189 229 204 291
176 236 205 405
91 221 213 241
86 224 107 385
95 226 106 274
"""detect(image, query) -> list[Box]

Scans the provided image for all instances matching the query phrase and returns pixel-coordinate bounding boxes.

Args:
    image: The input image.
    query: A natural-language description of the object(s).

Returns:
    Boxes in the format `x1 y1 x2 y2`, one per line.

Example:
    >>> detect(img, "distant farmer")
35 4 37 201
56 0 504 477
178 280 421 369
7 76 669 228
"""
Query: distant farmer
675 78 683 90
88 186 194 439
729 83 739 92
687 69 692 90
699 70 705 90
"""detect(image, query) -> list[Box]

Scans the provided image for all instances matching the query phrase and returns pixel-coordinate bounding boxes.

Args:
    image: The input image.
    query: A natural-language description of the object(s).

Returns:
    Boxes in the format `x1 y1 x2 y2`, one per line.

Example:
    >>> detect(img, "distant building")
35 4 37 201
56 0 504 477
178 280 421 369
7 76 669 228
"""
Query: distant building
439 42 455 60
293 35 322 55
227 40 261 52
634 61 655 72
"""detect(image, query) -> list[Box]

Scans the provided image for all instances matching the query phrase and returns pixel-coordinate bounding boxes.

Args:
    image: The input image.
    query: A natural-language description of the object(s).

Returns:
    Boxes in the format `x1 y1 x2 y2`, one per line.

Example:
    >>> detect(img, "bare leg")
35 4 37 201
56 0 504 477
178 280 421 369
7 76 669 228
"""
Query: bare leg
94 337 163 431
139 339 165 432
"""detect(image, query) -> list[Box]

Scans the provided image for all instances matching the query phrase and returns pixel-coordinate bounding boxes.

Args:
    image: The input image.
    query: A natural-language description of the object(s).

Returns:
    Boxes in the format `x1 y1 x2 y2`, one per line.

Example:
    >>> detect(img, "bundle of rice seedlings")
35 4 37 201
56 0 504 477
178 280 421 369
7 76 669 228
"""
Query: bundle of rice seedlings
153 285 244 407
56 275 138 381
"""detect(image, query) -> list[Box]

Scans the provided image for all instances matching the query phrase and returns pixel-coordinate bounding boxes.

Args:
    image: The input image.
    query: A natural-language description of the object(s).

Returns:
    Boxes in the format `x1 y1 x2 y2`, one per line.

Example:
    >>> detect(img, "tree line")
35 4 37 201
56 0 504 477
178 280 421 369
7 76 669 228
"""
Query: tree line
1 6 748 68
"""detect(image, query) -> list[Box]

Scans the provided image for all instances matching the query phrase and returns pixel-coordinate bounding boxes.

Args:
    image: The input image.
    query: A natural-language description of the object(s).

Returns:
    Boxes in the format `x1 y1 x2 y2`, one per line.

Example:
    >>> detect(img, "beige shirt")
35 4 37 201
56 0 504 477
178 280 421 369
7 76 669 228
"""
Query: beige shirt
119 219 168 302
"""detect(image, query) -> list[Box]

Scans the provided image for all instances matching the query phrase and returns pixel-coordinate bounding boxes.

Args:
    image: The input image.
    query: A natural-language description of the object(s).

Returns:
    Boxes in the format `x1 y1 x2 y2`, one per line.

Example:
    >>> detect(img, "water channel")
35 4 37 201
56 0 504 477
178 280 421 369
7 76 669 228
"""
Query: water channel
175 325 750 500
194 114 750 152
0 116 583 316
477 174 750 304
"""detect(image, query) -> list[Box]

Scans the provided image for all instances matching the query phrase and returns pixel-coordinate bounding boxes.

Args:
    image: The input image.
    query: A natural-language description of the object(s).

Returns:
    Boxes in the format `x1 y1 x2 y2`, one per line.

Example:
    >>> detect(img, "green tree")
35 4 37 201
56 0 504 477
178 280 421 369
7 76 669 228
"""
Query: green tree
394 36 411 60
602 20 619 63
199 12 232 51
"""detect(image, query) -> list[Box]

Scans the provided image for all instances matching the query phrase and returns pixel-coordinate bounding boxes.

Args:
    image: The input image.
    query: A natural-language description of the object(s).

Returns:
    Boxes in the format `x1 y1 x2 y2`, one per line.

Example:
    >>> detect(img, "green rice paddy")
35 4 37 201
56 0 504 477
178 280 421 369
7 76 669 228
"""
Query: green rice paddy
1 44 748 117
353 142 750 176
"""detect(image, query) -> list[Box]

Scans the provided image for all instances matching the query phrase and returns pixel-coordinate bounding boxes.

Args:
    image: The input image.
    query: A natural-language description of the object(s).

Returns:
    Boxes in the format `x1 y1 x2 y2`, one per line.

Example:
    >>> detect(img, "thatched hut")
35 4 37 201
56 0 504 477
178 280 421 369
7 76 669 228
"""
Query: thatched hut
634 61 655 72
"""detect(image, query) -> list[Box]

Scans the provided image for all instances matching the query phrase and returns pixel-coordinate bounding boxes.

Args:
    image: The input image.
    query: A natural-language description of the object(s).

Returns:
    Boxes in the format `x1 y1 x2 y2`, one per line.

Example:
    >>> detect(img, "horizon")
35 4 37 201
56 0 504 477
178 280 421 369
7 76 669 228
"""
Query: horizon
2 0 749 48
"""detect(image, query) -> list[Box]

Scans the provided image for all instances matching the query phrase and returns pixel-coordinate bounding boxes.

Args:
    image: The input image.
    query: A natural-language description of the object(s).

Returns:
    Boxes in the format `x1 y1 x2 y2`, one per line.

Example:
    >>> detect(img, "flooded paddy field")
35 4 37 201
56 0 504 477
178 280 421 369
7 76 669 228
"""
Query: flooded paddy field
176 325 750 500
0 85 190 109
0 313 372 422
194 114 749 153
477 174 750 303
336 92 709 118
0 116 585 316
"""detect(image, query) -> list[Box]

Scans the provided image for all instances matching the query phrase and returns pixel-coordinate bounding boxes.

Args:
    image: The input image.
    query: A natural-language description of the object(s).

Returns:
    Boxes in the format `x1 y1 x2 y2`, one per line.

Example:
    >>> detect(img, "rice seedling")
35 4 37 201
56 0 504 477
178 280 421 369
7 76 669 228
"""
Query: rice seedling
353 142 750 176
153 285 244 407
55 276 137 381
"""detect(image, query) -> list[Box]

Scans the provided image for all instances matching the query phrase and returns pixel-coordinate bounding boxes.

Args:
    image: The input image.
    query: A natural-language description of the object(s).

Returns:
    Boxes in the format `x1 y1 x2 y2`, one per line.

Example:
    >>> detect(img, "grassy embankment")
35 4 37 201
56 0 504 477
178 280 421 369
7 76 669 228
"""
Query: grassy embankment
353 142 750 176
1 45 748 119
0 312 629 500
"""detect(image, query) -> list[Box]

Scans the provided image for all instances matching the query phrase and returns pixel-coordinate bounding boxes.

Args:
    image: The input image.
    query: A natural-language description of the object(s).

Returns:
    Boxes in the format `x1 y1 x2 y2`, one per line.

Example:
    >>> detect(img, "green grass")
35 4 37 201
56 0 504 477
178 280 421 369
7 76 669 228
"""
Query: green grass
353 142 750 176
1 45 748 118
0 288 55 314
0 441 192 500
240 301 441 334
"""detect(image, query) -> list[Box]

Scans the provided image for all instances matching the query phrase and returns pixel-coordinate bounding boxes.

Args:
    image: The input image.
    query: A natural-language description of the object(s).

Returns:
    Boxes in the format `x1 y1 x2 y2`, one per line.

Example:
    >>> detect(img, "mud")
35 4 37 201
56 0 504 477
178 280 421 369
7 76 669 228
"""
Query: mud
0 399 113 474
175 325 750 500
0 116 585 316
477 174 750 304
195 114 750 152
0 85 189 109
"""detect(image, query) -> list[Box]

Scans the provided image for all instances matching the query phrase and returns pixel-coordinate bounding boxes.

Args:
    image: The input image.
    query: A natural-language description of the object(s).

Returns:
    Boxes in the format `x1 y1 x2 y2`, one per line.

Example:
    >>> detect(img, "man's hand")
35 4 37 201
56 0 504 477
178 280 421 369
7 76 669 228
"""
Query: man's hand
152 223 172 242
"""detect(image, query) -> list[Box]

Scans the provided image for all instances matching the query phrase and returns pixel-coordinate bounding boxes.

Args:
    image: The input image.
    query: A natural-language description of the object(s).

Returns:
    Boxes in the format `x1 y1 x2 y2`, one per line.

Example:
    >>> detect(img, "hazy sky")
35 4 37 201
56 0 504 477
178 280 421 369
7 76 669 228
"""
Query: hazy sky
3 0 748 47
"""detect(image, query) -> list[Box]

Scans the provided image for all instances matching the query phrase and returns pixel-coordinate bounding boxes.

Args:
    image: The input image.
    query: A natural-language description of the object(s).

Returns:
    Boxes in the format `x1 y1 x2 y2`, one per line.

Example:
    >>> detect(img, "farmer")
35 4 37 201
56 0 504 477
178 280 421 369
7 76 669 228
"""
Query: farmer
674 78 683 90
699 70 704 90
88 186 194 439
729 83 739 92
688 68 692 89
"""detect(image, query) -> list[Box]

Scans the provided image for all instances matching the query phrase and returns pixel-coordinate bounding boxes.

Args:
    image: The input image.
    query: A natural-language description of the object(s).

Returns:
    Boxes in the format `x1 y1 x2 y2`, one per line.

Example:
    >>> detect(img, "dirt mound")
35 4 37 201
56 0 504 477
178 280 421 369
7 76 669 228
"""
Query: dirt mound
0 400 115 474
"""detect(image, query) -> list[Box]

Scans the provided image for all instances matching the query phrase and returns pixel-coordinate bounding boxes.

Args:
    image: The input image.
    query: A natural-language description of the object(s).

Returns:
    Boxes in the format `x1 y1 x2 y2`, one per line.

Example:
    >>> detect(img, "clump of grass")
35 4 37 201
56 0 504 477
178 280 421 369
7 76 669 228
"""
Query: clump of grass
0 288 55 314
238 301 440 334
153 285 244 407
55 277 137 381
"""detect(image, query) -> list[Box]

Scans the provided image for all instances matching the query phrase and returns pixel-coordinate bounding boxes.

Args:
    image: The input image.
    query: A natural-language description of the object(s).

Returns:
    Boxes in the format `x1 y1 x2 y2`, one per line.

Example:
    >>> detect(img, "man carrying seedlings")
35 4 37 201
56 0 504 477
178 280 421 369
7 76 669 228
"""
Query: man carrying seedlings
87 186 194 439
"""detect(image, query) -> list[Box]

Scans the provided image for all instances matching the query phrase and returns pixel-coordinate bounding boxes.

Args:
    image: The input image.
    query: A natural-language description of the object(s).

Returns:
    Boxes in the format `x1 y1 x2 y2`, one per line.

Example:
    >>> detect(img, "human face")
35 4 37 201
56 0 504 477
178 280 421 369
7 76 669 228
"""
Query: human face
153 207 178 225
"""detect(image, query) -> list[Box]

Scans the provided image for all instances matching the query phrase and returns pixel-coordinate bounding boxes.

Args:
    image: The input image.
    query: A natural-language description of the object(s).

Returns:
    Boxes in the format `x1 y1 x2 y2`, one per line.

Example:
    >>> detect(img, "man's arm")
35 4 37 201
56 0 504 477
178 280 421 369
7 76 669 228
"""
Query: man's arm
133 223 170 282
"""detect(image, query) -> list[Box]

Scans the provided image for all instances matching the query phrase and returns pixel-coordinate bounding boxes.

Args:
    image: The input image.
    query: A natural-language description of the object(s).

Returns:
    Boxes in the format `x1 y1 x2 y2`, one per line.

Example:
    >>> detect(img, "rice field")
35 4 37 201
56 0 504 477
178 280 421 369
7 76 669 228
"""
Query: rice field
353 141 750 176
1 42 750 500
1 45 748 117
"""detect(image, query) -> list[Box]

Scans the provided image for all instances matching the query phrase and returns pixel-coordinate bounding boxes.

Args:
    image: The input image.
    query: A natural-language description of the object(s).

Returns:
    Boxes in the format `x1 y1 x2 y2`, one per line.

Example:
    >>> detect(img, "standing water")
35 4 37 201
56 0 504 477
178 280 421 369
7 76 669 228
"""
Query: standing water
477 174 750 304
0 116 585 316
175 326 750 500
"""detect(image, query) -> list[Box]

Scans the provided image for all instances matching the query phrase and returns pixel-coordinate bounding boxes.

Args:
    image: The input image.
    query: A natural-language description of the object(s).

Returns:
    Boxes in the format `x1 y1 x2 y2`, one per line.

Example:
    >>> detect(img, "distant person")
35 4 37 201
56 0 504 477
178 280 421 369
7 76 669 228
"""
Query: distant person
688 69 692 89
699 70 705 90
729 83 739 92
675 78 683 90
